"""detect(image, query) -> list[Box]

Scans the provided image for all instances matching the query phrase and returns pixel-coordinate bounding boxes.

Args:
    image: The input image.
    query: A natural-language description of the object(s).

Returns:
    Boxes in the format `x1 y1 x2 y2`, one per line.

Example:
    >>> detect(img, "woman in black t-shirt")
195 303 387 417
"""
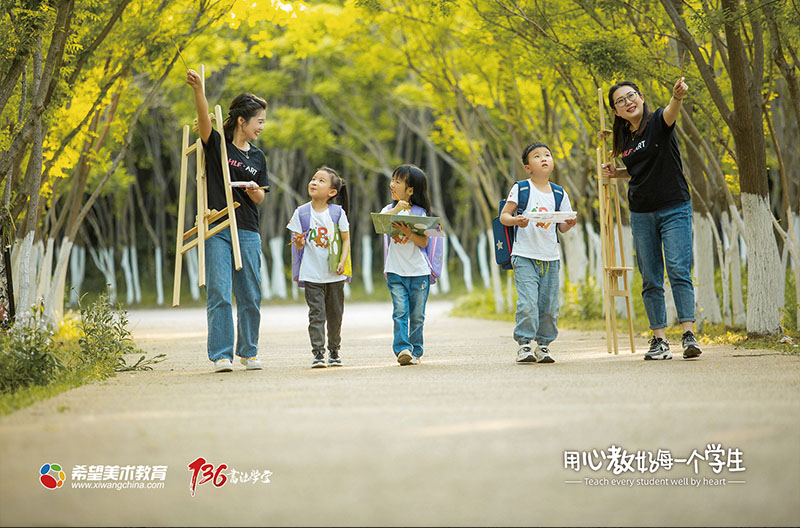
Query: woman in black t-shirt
601 77 702 361
186 69 269 373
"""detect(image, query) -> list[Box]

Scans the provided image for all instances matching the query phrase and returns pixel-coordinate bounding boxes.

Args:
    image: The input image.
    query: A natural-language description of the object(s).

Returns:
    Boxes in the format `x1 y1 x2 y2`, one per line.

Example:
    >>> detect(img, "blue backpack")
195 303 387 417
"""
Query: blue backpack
492 180 564 270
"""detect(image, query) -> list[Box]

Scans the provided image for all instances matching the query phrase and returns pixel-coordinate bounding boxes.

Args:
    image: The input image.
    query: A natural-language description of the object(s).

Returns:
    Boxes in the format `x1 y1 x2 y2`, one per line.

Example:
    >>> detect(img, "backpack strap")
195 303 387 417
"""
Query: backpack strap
516 180 531 214
298 202 312 233
549 182 564 211
328 203 342 223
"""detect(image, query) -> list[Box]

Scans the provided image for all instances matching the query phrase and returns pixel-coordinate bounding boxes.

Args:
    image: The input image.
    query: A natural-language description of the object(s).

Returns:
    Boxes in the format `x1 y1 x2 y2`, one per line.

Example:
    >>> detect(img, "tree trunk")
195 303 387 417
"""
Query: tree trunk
694 212 722 324
68 244 85 307
476 231 490 289
448 234 473 292
269 236 287 299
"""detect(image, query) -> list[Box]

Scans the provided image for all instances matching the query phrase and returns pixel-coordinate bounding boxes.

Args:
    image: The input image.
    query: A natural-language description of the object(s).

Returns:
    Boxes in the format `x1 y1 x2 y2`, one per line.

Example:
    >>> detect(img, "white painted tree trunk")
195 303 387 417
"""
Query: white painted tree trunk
722 211 746 326
344 282 351 299
44 237 74 325
260 251 271 301
439 236 450 294
120 246 134 305
69 245 86 307
268 236 287 299
778 245 788 316
131 245 141 304
562 221 588 284
614 225 634 318
741 193 782 334
792 211 800 329
10 238 21 298
14 231 36 317
585 223 604 310
184 248 200 301
153 246 164 306
476 231 490 289
693 213 722 324
488 230 505 313
88 247 117 303
361 234 374 295
448 234 473 292
37 238 54 303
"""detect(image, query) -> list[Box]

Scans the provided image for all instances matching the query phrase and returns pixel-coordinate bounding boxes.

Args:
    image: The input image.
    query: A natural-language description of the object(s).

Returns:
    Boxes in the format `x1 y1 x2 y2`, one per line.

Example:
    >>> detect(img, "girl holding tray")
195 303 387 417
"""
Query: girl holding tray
380 164 442 366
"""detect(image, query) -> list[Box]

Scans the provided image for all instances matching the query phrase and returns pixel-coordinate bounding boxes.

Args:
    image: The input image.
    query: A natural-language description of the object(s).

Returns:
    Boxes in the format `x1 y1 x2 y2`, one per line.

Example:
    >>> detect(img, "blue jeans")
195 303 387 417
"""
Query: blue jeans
512 256 560 346
630 200 695 329
205 227 262 362
386 273 430 357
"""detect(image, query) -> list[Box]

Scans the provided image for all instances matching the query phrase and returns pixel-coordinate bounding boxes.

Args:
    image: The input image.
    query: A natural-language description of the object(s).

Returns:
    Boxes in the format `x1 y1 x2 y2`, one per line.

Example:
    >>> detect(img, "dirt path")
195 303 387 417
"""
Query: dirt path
1 301 798 526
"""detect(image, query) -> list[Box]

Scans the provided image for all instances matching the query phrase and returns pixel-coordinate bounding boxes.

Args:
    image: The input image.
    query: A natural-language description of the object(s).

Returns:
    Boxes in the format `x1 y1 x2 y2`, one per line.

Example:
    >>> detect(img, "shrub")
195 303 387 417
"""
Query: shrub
0 316 62 393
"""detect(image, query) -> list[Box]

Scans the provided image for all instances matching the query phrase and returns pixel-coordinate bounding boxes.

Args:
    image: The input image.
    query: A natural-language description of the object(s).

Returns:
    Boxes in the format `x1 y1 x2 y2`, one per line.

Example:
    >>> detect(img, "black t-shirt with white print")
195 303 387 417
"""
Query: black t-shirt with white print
202 129 269 232
620 107 690 213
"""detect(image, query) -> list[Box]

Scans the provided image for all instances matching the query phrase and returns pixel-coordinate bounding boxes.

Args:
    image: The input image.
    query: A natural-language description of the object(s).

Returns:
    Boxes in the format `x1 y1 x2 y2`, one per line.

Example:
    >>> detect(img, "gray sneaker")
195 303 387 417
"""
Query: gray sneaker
534 346 555 364
328 350 342 367
516 345 536 363
682 331 702 359
312 352 326 368
644 337 672 360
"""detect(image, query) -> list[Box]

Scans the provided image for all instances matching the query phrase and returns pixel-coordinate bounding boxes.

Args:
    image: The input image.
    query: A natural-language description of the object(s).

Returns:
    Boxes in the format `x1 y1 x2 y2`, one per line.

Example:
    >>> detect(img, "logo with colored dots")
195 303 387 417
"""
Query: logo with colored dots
39 463 65 489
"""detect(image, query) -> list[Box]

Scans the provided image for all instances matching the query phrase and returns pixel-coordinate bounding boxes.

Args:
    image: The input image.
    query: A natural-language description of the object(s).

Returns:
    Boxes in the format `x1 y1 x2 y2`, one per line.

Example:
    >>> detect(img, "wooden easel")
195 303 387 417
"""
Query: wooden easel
596 88 636 355
173 65 242 307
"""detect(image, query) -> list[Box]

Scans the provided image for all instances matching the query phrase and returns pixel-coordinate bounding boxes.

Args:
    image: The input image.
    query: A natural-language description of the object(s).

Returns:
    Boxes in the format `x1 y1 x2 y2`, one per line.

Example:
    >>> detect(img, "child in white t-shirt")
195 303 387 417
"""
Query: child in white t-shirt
499 142 577 364
287 167 351 368
381 164 436 366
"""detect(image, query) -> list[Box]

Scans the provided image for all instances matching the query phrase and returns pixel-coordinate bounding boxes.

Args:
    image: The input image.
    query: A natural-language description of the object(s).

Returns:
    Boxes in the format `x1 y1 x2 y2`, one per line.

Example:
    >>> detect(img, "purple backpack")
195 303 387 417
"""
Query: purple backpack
291 202 350 288
382 204 444 284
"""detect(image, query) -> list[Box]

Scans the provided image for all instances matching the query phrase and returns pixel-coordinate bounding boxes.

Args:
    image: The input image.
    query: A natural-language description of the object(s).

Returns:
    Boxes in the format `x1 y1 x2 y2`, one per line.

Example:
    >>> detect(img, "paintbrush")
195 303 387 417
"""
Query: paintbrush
287 230 310 247
171 37 190 70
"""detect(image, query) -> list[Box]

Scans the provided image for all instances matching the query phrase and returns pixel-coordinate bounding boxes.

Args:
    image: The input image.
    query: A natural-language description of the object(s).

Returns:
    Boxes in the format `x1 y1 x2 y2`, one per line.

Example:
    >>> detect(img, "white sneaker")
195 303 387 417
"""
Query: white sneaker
397 350 413 365
410 356 421 365
533 346 555 364
240 357 262 370
516 345 536 363
214 358 233 372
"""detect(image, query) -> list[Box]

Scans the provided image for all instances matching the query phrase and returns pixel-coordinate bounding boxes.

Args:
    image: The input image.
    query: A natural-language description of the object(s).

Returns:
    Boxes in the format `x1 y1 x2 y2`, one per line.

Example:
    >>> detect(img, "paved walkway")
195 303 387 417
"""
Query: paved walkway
1 301 798 526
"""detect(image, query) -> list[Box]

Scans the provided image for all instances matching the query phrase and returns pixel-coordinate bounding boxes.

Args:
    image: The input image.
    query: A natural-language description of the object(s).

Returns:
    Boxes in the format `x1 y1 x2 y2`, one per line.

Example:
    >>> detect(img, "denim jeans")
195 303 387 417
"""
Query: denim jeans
630 200 695 329
512 256 560 346
386 273 430 357
205 227 262 362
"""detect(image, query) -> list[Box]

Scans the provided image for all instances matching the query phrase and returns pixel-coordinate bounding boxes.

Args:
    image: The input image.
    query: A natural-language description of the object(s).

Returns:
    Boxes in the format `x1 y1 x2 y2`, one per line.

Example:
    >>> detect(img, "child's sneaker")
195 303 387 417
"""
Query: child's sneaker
240 357 262 370
516 345 536 363
534 346 555 364
214 358 233 372
410 356 421 365
397 350 413 365
312 352 326 368
681 331 702 359
328 350 342 367
644 337 672 360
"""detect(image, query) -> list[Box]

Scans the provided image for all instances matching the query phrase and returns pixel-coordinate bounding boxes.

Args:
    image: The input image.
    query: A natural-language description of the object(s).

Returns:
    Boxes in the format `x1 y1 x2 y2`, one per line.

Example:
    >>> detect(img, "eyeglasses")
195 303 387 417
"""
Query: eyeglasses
614 91 639 107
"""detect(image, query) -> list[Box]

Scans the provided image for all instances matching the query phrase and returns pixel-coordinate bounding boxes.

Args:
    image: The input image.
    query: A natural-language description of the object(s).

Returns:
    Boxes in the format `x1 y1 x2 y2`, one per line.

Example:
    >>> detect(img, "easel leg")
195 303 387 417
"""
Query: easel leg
173 126 190 307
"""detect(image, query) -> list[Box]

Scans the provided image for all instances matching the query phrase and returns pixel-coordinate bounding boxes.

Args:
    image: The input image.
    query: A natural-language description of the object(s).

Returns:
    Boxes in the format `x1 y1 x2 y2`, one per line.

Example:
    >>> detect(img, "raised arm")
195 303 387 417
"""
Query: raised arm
663 76 688 128
186 69 212 143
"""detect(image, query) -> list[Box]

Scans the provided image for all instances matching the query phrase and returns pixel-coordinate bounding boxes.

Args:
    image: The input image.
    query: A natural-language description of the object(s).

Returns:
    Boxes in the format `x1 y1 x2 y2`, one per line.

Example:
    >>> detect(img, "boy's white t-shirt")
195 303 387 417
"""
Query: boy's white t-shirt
380 204 431 277
287 206 349 284
506 180 573 261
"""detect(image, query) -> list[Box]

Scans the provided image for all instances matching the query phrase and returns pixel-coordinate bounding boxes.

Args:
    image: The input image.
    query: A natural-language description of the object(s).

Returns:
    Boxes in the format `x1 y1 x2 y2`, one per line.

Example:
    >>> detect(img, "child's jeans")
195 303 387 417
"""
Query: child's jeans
629 200 695 329
303 281 345 354
512 256 559 346
386 273 430 357
205 227 262 362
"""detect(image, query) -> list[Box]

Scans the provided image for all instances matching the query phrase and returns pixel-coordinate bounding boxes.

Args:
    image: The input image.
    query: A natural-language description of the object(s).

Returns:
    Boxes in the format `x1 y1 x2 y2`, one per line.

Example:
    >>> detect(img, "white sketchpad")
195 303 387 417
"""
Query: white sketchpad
523 211 577 223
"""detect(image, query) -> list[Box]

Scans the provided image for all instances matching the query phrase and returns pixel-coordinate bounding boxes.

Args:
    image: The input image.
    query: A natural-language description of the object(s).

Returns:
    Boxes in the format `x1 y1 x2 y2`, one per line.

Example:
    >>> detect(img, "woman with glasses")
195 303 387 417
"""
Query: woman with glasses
601 77 702 361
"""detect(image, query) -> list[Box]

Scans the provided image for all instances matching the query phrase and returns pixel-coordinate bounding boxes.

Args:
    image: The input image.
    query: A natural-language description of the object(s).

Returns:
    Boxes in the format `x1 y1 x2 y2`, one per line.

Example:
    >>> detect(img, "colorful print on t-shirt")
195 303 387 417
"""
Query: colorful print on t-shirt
309 226 330 249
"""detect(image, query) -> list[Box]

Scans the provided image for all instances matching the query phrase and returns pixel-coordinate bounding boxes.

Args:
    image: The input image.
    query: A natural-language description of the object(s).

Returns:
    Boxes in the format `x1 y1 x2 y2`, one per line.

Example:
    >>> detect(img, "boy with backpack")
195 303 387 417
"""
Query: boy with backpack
498 142 577 364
